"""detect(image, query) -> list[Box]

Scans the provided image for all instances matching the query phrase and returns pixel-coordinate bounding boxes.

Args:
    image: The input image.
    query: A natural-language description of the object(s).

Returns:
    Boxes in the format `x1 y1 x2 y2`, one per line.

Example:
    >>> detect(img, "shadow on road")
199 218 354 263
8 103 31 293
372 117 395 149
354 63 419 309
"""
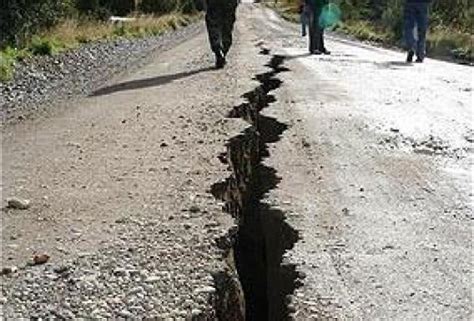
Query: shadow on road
91 66 214 97
376 61 414 69
281 53 312 61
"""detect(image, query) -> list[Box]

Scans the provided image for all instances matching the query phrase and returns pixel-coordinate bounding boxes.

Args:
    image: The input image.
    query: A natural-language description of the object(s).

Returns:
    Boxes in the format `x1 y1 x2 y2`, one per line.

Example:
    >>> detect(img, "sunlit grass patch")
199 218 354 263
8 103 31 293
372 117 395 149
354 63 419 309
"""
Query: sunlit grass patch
336 20 391 43
0 52 15 82
427 26 473 61
0 47 30 82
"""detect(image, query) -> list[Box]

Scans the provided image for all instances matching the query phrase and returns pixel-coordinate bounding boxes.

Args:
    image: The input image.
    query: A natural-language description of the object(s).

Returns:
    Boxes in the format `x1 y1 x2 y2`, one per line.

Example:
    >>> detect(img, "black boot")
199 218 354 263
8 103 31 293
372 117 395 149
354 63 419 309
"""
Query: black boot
321 48 331 55
415 56 424 63
215 51 226 69
406 50 415 63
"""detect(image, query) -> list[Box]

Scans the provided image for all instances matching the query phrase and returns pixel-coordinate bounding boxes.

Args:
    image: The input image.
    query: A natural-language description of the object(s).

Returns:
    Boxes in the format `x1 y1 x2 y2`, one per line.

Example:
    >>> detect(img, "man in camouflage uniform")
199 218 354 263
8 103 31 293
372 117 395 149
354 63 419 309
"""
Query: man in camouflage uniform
204 0 239 68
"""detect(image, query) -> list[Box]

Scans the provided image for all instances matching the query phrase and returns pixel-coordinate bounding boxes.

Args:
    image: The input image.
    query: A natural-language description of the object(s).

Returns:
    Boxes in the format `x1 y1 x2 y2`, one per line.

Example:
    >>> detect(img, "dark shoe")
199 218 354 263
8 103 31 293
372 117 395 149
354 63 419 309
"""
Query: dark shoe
321 48 331 55
406 50 414 63
415 56 424 63
311 50 322 55
215 52 226 69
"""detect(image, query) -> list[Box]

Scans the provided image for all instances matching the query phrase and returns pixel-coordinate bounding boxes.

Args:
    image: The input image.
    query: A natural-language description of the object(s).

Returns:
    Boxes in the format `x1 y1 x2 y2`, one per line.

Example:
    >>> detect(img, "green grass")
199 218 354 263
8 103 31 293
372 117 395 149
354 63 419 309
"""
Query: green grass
338 20 473 61
0 52 15 82
0 47 30 81
336 20 391 43
427 25 473 61
30 36 66 55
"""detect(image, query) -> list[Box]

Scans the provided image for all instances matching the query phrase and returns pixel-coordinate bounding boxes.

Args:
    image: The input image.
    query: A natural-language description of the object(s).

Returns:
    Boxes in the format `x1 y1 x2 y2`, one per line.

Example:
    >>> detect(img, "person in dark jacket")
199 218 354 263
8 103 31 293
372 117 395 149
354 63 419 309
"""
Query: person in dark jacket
204 0 239 68
404 0 432 63
306 0 330 55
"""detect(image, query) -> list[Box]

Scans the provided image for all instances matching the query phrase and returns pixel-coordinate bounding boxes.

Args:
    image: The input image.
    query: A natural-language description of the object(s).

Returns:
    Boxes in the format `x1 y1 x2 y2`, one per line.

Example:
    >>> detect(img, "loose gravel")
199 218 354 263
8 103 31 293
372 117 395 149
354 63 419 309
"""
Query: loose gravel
1 215 226 319
0 22 203 123
1 17 258 319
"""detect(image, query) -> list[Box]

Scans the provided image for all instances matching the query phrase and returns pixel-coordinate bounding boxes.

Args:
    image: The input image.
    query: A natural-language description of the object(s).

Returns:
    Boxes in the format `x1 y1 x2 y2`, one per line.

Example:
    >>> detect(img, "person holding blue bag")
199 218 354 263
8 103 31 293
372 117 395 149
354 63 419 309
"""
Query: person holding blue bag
306 0 340 55
306 0 327 55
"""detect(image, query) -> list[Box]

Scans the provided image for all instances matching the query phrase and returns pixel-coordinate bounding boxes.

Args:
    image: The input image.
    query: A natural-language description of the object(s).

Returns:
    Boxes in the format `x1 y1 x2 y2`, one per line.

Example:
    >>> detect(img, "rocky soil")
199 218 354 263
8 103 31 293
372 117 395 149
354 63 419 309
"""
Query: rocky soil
1 10 265 319
0 23 202 123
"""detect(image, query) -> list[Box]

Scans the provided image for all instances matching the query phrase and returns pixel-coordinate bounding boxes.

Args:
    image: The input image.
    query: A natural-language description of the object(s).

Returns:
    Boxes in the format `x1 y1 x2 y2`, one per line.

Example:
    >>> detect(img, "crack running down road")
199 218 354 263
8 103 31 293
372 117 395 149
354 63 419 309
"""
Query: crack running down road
2 3 473 320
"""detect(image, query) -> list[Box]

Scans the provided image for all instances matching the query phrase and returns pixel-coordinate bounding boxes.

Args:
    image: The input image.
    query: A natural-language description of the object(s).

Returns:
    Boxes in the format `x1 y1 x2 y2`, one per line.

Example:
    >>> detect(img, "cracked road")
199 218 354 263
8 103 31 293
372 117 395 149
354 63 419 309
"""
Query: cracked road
1 3 472 320
253 5 472 320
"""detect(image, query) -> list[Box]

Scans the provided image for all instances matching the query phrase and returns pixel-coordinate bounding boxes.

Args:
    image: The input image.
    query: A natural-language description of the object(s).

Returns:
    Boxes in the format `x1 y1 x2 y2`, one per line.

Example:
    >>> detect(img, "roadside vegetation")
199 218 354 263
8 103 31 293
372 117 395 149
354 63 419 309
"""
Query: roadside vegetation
0 0 201 81
263 0 473 63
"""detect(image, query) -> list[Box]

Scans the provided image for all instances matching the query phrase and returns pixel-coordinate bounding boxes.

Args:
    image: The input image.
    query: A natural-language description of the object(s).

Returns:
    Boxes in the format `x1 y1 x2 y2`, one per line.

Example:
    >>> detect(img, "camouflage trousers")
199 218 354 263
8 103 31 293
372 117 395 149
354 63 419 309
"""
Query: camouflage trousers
205 0 238 56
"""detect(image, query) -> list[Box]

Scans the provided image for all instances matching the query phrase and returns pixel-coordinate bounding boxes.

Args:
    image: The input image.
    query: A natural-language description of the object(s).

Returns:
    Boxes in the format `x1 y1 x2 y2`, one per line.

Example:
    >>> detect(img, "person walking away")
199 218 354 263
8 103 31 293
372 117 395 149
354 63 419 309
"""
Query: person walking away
205 0 239 69
306 0 330 55
299 1 309 37
404 0 432 63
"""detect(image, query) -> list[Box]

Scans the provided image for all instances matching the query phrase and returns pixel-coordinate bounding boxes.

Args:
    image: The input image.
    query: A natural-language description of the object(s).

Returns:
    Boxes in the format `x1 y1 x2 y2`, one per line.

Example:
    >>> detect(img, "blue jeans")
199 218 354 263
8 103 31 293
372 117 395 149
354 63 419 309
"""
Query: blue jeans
301 9 309 36
404 2 429 58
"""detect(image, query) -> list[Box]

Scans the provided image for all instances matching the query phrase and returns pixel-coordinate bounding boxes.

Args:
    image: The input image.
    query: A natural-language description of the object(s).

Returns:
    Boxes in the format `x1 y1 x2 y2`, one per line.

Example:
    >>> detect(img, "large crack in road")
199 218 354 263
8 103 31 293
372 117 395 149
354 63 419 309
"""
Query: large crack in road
3 4 471 319
212 51 301 320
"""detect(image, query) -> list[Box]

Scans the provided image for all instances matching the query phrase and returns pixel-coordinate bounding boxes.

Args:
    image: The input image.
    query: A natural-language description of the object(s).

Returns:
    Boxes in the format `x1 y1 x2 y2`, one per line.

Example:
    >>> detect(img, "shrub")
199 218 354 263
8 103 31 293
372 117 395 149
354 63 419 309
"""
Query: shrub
75 0 135 17
30 36 63 55
380 0 403 40
0 0 75 48
0 52 15 82
140 0 176 13
140 0 196 14
1 0 199 49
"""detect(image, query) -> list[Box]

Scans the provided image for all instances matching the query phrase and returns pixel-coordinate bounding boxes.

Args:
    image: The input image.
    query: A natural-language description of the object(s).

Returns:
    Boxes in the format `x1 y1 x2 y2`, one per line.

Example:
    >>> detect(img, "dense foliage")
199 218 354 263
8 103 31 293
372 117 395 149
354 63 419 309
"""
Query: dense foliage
1 0 73 47
277 0 473 33
337 0 473 35
0 0 198 47
140 0 196 14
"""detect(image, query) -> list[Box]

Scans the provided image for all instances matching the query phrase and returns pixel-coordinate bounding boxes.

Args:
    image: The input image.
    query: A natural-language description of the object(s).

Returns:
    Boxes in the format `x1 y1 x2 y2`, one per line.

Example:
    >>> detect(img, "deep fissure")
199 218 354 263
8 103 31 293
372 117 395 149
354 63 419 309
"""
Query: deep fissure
211 52 300 320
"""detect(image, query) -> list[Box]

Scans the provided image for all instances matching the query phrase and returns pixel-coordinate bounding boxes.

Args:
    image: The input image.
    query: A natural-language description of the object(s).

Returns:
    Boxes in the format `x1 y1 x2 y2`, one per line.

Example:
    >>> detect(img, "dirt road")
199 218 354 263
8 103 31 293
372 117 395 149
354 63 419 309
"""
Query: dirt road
2 3 472 320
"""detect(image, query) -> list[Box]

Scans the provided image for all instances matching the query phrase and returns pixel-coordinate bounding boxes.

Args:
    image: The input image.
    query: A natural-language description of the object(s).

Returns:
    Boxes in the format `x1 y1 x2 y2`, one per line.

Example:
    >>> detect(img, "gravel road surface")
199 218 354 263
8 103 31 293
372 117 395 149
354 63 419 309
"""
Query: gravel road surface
2 3 472 320
250 5 473 320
